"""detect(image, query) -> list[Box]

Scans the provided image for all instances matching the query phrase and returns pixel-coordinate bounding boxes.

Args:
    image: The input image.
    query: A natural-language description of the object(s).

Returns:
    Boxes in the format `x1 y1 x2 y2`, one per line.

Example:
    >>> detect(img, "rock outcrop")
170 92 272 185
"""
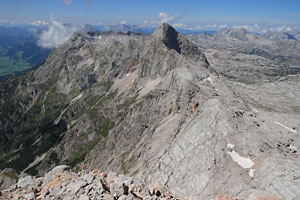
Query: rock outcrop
154 23 210 64
0 168 18 191
1 165 180 200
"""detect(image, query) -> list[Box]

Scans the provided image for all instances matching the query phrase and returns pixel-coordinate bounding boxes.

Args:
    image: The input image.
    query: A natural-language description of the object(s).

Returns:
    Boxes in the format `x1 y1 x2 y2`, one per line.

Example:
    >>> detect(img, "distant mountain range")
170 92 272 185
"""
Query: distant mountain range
187 26 300 42
92 24 216 35
0 24 299 81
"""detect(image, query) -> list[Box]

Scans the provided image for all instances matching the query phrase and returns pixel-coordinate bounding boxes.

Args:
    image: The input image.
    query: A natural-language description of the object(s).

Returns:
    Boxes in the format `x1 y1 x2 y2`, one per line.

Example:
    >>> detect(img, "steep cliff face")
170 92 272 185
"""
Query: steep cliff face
0 23 211 179
1 24 300 200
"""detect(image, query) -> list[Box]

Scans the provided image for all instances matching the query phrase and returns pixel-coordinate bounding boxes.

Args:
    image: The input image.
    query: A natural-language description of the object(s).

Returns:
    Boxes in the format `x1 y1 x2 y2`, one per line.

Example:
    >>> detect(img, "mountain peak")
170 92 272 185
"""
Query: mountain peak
154 23 177 35
153 23 181 53
153 23 210 66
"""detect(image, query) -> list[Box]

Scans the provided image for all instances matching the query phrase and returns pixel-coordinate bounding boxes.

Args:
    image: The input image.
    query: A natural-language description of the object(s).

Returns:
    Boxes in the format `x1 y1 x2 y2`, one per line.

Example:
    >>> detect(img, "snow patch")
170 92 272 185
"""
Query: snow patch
249 169 255 177
274 121 297 134
227 143 235 149
70 93 83 104
288 145 297 152
228 150 254 169
204 77 213 84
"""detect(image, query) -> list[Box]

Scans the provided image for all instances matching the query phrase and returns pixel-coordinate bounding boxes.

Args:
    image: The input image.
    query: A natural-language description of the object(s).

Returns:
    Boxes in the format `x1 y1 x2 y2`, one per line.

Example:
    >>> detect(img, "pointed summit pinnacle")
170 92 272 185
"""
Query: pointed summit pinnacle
153 23 178 38
152 23 210 68
153 23 182 54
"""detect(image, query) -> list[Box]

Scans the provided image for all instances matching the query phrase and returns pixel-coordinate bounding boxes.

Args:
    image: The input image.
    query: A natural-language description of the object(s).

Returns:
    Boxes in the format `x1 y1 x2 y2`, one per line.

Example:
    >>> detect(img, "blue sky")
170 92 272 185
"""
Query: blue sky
1 0 300 31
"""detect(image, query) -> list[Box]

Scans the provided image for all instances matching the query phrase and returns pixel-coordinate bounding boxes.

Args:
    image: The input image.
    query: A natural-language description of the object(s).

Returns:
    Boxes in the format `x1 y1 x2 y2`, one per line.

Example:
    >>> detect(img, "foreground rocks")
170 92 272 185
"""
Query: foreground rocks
0 165 180 200
0 168 19 191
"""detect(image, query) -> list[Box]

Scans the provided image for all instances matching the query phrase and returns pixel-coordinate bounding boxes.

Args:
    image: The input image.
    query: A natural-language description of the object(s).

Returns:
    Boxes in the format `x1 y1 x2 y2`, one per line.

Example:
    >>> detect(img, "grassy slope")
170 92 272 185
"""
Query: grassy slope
0 37 50 79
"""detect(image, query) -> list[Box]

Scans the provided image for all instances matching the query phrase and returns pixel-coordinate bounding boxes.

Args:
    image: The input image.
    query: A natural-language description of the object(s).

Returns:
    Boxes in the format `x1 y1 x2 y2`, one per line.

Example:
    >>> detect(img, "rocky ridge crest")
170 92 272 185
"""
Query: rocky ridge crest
1 165 180 200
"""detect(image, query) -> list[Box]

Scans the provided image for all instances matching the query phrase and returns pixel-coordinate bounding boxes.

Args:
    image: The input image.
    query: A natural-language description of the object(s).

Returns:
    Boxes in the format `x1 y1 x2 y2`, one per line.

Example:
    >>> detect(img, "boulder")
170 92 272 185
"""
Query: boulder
107 172 132 197
17 176 34 188
79 194 90 200
43 165 71 186
0 168 18 191
149 182 172 199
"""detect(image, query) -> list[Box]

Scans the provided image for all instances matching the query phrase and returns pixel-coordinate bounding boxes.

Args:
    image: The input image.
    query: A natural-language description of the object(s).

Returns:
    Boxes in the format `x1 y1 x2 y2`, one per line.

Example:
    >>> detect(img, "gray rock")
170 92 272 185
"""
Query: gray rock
43 165 71 186
65 179 88 195
143 196 158 200
107 172 132 197
0 168 18 191
102 193 114 200
47 165 71 175
81 173 95 184
17 176 34 188
86 181 105 194
118 194 136 200
23 192 35 199
79 194 90 200
0 165 178 200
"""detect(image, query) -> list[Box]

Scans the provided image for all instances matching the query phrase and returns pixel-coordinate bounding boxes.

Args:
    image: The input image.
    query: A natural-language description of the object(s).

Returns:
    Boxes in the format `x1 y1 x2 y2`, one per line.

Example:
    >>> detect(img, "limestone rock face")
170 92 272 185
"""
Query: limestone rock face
154 23 210 63
1 24 300 200
153 23 182 54
17 176 35 188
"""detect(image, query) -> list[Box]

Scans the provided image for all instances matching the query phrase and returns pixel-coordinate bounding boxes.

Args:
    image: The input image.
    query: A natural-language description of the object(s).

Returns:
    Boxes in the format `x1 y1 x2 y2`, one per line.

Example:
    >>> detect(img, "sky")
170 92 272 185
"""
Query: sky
1 0 300 32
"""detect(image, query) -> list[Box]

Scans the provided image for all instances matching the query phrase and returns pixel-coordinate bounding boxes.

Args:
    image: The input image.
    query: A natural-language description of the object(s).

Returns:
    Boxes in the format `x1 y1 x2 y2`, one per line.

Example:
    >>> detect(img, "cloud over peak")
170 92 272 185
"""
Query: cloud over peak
120 20 127 25
272 25 293 32
158 12 176 24
37 18 81 48
31 20 48 26
172 23 187 28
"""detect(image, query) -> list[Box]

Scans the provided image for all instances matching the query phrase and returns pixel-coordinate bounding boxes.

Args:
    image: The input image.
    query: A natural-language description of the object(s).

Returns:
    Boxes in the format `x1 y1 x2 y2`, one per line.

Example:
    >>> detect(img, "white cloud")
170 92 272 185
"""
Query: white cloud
38 18 81 48
193 24 264 32
120 20 127 25
218 24 228 29
233 24 261 32
196 24 218 30
143 20 149 27
64 0 72 5
274 25 293 32
158 12 176 24
31 20 48 26
172 23 187 28
254 24 260 29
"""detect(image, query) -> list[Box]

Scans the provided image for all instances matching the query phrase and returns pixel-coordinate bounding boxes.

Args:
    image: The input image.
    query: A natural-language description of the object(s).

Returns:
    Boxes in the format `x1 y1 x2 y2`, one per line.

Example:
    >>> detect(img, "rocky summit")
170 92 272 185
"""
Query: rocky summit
1 165 179 200
1 23 300 200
